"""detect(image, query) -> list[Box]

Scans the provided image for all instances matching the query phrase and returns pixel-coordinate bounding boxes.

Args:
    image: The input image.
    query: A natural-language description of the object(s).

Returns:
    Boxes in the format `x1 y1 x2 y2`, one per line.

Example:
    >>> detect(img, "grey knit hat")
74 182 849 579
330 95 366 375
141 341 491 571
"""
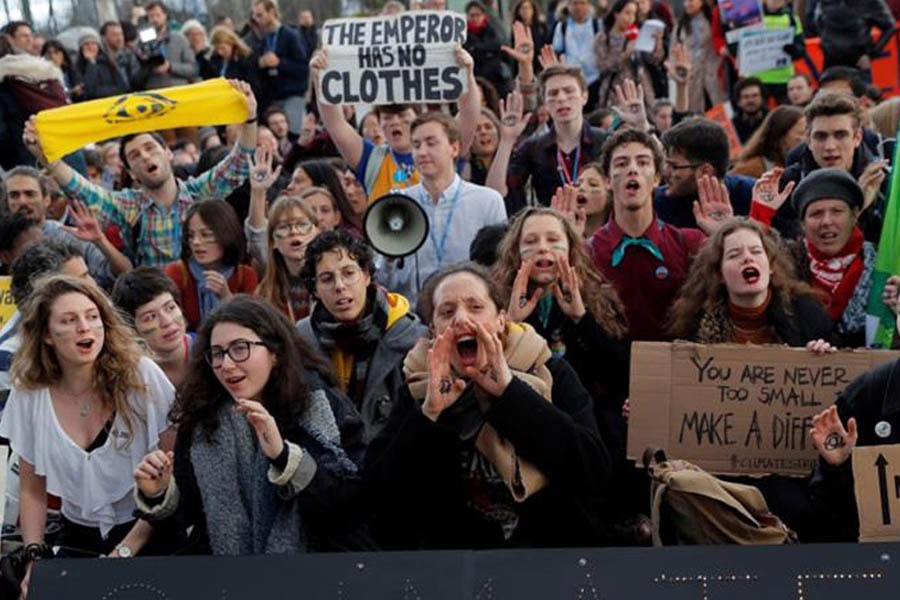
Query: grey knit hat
791 168 865 218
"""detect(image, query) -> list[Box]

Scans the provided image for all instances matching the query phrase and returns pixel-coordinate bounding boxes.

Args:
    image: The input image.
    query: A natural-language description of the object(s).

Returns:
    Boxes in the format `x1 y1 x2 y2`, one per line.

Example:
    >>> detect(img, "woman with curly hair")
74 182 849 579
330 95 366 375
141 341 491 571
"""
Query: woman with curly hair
0 275 177 593
492 207 630 452
133 295 365 554
668 217 832 346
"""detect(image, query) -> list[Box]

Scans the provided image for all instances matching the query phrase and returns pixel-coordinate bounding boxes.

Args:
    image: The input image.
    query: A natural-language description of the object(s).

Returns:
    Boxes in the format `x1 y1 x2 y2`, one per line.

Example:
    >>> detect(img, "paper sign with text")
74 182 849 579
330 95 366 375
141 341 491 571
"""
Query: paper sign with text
718 0 764 44
628 343 900 476
853 444 900 542
0 277 16 329
319 11 468 105
738 28 794 76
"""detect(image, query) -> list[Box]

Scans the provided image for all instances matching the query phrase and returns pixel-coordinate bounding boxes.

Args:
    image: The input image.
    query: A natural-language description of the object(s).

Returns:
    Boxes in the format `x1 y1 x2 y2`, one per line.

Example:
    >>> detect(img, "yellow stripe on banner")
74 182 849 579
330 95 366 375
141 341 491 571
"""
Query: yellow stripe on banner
34 78 250 163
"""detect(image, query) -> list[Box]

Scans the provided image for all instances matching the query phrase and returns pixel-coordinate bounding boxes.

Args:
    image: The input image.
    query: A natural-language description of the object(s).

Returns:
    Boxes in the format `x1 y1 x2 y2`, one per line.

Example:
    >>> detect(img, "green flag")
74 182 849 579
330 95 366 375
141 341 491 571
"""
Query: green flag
865 141 900 348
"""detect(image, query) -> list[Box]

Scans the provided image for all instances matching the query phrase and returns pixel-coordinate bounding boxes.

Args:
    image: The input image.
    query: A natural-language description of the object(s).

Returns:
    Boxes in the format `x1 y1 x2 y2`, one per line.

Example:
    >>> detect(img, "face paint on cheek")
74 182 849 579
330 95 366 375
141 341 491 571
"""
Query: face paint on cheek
137 326 159 336
551 244 568 254
520 247 536 259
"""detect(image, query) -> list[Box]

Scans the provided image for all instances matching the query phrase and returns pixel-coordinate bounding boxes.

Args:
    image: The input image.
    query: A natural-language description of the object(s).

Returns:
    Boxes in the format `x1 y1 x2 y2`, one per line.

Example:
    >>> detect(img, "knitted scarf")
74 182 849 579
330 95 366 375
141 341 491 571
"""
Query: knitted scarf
189 388 357 556
805 226 864 320
188 258 235 323
311 286 388 399
404 322 553 502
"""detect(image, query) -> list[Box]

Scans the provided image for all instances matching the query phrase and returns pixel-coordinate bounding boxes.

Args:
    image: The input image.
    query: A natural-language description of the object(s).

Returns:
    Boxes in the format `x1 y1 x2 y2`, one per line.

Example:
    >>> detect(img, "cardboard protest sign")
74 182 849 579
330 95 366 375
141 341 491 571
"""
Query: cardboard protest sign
627 342 900 476
717 0 764 44
738 28 794 76
704 103 742 159
319 11 468 105
0 277 17 329
853 444 900 542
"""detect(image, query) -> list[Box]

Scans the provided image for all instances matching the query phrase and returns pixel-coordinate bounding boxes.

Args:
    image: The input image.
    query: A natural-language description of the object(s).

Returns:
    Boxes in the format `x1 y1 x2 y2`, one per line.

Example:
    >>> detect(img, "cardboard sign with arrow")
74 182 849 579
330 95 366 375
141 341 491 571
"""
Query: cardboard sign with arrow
852 444 900 541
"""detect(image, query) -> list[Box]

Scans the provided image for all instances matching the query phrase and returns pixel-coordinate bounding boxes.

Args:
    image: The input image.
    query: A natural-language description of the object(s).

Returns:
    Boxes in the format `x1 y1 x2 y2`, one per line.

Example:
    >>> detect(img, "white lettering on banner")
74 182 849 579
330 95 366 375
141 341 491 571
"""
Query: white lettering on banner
319 11 469 106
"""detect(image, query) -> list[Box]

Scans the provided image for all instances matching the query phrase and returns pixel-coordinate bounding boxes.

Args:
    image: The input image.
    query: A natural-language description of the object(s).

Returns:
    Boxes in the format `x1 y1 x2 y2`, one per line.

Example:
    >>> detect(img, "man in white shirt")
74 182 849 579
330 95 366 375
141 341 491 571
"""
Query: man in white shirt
378 113 507 307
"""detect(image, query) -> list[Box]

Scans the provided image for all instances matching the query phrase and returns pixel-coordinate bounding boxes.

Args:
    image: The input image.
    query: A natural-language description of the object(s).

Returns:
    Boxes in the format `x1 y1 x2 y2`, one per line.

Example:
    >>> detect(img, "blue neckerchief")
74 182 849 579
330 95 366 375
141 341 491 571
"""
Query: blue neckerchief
610 236 664 267
188 258 235 321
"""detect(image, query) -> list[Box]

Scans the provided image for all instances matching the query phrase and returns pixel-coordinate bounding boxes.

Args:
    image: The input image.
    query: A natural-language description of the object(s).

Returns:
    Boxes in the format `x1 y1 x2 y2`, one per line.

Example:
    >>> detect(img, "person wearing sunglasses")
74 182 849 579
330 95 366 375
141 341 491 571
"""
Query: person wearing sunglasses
298 230 426 443
164 201 258 332
134 295 366 555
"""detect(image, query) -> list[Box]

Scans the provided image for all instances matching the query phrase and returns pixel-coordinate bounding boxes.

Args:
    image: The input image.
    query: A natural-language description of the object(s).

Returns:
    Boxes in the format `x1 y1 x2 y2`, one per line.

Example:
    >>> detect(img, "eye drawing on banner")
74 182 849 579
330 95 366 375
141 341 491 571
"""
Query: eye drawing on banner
102 92 178 124
319 11 469 106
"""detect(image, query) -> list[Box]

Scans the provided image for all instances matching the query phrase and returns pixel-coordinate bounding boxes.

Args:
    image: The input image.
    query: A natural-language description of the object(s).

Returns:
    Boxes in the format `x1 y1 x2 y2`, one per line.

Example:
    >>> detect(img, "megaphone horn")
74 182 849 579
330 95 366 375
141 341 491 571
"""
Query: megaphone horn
363 193 430 260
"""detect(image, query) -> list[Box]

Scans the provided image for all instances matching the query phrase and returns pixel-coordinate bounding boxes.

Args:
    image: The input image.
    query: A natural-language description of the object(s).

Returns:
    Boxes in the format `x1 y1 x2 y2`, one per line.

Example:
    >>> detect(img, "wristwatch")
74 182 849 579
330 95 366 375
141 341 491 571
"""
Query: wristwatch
114 544 134 558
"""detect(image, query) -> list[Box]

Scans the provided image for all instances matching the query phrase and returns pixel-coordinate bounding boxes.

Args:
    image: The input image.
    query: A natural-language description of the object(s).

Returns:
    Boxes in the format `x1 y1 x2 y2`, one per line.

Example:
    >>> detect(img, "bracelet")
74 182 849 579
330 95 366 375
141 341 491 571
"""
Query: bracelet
244 115 258 124
24 542 52 562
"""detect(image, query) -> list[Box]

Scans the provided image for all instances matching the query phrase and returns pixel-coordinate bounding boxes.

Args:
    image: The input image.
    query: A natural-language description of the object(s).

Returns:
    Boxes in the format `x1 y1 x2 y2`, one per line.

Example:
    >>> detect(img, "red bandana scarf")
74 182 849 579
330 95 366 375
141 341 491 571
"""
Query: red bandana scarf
805 226 865 320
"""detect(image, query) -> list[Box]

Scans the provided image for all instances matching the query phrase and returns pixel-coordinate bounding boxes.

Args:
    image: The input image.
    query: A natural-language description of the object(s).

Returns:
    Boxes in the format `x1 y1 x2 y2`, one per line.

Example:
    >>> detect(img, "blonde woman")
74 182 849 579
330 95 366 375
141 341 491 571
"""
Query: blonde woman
203 26 260 98
0 276 176 594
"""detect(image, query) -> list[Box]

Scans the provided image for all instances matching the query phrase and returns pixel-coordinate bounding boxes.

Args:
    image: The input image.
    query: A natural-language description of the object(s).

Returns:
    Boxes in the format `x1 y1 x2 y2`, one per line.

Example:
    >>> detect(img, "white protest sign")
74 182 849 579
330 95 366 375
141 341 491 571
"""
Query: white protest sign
738 28 794 76
0 446 7 527
319 11 468 106
635 19 665 53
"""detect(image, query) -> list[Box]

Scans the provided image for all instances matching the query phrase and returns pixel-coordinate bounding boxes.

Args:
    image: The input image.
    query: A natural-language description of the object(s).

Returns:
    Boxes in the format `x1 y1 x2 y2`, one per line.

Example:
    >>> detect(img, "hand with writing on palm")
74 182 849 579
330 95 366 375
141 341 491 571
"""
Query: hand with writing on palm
810 405 857 466
693 175 734 235
550 184 586 238
423 328 466 421
752 168 795 212
508 257 543 322
501 21 535 66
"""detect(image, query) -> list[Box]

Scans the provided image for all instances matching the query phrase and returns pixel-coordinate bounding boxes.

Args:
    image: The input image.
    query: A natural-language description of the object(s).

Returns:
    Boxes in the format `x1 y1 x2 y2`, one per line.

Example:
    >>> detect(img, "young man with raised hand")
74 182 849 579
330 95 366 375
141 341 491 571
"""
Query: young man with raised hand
309 45 480 202
22 80 258 267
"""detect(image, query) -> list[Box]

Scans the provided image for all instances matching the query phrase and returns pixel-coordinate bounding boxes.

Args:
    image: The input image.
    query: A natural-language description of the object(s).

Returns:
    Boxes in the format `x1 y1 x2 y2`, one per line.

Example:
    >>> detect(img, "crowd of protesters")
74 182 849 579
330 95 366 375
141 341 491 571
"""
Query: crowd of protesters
2 0 900 596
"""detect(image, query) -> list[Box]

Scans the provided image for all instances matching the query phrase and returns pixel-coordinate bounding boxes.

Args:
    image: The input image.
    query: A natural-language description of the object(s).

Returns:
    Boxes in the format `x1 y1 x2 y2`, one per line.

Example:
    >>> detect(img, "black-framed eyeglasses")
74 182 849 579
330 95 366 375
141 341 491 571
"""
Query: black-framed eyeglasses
204 339 268 368
664 160 702 171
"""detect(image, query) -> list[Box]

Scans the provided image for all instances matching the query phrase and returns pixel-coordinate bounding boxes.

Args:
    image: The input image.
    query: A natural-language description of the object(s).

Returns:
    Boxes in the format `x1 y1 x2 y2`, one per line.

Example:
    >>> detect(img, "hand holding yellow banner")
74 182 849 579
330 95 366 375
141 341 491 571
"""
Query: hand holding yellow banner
34 78 250 163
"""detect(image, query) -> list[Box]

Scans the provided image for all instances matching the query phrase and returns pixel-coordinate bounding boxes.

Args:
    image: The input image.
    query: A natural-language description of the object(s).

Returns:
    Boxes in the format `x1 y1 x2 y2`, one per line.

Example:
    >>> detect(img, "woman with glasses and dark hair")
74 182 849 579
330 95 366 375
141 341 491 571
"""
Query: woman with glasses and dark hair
298 230 427 443
165 201 259 332
133 295 366 555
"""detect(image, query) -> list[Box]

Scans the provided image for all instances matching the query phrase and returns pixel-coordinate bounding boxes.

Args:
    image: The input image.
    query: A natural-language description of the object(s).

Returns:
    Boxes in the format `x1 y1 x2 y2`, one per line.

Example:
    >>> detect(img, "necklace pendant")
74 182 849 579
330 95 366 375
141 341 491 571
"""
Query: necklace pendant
79 403 90 418
393 169 408 183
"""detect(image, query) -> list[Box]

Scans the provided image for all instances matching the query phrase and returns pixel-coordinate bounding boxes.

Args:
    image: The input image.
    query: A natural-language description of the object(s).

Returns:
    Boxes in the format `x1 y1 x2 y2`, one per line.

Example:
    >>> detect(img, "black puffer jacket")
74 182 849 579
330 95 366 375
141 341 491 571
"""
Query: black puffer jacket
812 0 897 67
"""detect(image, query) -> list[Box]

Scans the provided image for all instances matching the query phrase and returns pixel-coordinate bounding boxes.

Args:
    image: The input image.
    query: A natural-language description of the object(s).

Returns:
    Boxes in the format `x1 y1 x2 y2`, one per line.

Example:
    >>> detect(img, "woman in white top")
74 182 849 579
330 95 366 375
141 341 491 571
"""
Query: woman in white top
0 275 176 592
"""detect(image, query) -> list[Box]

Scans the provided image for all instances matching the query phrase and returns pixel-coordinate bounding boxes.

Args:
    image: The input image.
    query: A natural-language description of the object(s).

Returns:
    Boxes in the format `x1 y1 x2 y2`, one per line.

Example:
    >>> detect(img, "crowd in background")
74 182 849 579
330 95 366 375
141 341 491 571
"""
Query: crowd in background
2 0 900 596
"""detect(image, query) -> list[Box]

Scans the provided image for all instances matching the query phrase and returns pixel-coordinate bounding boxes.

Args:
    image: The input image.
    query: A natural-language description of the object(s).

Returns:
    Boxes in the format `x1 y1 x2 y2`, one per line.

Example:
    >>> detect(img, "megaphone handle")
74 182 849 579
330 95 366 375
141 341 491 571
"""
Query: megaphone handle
397 257 405 269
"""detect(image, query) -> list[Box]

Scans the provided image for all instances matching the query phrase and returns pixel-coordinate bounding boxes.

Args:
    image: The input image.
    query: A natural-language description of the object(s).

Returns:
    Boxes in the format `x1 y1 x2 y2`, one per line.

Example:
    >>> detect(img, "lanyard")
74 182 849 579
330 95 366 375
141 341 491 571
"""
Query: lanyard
265 30 279 53
219 59 228 77
557 145 580 185
421 181 462 267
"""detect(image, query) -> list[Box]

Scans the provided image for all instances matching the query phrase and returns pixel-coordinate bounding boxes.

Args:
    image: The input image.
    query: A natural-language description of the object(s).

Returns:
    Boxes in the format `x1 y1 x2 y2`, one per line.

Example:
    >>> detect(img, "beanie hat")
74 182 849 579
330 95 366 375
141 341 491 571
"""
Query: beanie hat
78 32 101 48
791 168 865 218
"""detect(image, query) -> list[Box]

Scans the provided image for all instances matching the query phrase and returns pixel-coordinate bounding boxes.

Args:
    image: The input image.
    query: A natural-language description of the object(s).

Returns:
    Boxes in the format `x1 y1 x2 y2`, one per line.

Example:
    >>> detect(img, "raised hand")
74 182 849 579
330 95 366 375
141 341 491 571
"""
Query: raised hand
805 338 837 355
235 398 285 459
203 271 232 299
882 275 900 314
538 44 560 70
423 327 467 421
858 160 887 211
507 257 543 322
551 251 586 321
310 48 328 89
227 78 257 118
22 117 49 164
810 405 857 467
752 168 795 212
134 449 175 497
501 21 535 65
550 184 586 238
249 145 282 191
665 43 692 84
464 321 513 398
455 44 475 71
611 79 649 131
65 200 105 244
693 175 734 235
498 90 532 142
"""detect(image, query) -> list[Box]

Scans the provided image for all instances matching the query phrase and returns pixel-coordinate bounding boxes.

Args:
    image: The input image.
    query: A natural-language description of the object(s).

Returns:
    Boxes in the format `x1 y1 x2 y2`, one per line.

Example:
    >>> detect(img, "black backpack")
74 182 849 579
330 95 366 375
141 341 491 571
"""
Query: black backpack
556 16 600 55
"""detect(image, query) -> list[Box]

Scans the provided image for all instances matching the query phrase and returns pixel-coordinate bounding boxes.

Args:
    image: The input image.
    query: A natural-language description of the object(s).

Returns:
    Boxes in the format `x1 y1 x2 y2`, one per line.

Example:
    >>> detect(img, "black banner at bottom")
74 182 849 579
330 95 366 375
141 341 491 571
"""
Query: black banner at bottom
29 543 900 599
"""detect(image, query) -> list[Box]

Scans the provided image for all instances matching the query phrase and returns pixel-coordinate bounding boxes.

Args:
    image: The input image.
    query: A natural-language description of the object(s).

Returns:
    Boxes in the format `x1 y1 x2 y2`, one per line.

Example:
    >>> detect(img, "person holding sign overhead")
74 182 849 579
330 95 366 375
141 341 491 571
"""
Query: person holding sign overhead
310 38 481 203
377 113 507 308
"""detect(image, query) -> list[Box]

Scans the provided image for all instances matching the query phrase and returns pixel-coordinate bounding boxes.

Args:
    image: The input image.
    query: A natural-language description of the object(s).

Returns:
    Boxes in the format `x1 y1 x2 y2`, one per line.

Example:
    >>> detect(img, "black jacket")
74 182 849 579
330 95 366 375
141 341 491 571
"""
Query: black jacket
810 0 897 67
524 302 629 458
244 25 309 103
202 54 262 102
465 21 511 95
364 357 613 549
77 53 129 100
506 124 609 216
809 358 900 542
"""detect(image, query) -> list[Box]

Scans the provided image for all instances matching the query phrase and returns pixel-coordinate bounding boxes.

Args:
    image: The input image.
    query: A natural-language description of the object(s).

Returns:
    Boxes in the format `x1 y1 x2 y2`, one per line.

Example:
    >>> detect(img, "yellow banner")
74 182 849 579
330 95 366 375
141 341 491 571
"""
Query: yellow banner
0 276 16 329
34 78 250 162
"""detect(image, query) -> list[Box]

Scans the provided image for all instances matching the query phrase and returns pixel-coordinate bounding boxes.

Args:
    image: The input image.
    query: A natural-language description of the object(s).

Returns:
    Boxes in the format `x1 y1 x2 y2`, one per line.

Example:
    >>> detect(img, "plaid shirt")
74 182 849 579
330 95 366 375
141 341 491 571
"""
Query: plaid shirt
62 144 253 267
